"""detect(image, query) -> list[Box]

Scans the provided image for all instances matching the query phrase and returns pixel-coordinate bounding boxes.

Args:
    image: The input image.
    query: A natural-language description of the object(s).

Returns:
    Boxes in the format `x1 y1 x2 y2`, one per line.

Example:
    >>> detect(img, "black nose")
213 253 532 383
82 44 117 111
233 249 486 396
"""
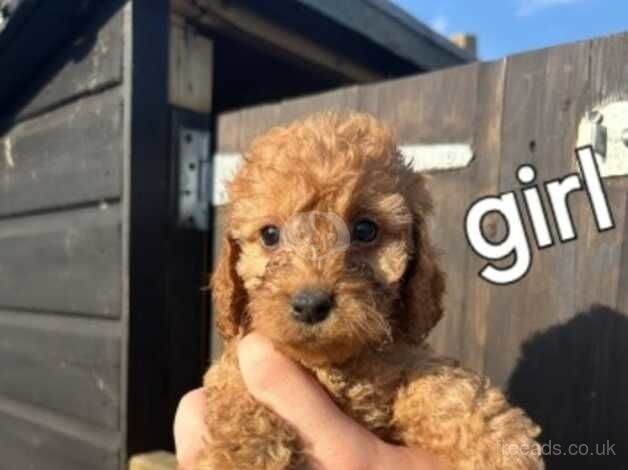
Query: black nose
290 289 333 324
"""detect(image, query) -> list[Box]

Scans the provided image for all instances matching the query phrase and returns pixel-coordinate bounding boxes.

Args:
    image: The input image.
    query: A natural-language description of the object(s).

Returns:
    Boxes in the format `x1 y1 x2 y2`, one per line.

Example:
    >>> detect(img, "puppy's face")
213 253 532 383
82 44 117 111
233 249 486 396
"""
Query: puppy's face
213 113 444 366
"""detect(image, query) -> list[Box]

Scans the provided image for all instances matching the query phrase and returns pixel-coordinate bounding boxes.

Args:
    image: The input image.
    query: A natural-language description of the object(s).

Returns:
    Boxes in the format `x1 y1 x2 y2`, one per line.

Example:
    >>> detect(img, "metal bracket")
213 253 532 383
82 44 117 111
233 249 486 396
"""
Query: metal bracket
178 127 211 230
577 101 628 178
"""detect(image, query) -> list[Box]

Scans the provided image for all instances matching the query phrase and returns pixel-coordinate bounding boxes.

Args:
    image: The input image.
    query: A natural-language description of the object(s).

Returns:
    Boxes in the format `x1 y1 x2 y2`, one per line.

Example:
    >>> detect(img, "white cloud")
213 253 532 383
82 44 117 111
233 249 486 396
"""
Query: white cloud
517 0 585 16
430 15 450 35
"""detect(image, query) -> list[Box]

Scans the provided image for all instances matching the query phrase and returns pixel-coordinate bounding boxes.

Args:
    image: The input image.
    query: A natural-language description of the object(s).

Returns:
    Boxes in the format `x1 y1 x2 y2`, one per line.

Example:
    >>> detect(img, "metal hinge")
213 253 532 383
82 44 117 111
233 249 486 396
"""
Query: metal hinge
178 127 211 230
577 101 628 178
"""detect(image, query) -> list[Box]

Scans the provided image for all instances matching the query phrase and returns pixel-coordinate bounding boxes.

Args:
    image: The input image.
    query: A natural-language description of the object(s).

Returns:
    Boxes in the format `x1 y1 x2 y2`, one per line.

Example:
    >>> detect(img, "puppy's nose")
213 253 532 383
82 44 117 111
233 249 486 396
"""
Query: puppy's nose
290 289 333 324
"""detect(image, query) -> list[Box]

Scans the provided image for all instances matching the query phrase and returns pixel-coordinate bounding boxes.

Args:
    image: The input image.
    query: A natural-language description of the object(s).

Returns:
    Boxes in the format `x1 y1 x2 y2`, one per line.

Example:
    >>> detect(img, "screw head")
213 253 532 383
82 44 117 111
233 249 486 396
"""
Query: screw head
588 110 604 124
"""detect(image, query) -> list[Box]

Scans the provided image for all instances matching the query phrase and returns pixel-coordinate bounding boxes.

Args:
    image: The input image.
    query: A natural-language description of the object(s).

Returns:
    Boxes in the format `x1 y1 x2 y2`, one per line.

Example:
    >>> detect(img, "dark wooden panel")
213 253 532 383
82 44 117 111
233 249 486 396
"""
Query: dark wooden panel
0 0 112 113
0 88 124 217
14 5 124 121
0 398 119 470
0 205 122 317
0 311 121 428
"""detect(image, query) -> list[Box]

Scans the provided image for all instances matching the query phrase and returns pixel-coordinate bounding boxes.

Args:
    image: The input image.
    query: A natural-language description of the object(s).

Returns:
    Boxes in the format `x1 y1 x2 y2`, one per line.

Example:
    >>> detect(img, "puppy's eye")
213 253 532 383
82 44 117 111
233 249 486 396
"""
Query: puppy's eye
260 225 281 247
352 219 378 243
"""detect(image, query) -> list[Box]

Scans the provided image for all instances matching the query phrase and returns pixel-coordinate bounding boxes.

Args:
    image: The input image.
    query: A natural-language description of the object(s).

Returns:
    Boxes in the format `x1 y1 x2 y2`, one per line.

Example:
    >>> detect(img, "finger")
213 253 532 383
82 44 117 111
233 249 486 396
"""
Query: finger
173 388 207 469
237 333 375 465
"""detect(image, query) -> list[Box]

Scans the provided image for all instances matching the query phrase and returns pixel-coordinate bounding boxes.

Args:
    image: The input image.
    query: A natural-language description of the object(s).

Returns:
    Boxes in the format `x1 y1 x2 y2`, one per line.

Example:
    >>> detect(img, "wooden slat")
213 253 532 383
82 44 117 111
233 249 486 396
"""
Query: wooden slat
483 43 592 387
217 85 365 156
15 6 124 121
278 86 360 126
0 311 121 428
0 205 122 317
237 103 281 151
0 88 124 217
574 187 627 309
590 32 628 106
483 47 546 386
359 64 480 361
169 17 213 113
0 397 120 470
375 64 479 144
443 58 507 374
215 110 242 153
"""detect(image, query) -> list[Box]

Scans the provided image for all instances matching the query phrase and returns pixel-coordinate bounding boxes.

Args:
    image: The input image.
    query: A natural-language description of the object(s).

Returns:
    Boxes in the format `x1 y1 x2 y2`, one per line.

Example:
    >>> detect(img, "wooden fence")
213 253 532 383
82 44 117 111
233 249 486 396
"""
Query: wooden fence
213 32 628 468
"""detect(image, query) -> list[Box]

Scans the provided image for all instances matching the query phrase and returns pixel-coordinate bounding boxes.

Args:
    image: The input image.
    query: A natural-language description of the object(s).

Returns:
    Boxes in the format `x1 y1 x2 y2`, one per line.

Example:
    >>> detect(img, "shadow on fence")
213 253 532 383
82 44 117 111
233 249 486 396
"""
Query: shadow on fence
508 305 628 469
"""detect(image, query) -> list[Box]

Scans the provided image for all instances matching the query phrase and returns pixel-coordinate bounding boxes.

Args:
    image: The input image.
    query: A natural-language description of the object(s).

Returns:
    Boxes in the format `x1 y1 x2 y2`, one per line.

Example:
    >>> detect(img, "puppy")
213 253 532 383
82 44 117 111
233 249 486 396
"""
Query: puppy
198 112 543 469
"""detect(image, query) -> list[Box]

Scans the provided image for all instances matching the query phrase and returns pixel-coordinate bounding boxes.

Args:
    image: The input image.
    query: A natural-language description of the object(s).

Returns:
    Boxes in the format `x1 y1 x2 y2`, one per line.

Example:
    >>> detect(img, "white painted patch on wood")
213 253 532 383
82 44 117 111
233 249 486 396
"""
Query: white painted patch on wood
212 143 474 206
399 144 474 172
213 152 243 206
577 101 628 178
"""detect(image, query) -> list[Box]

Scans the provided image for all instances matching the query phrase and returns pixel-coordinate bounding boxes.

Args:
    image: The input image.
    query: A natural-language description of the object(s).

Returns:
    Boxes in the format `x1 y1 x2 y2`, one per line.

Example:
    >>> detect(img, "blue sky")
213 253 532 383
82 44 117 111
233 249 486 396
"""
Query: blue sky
390 0 628 60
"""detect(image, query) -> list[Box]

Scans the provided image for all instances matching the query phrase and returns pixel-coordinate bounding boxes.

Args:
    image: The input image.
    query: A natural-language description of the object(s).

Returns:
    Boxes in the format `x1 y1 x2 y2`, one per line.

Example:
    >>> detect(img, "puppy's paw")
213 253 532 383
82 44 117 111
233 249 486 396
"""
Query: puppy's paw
392 360 544 470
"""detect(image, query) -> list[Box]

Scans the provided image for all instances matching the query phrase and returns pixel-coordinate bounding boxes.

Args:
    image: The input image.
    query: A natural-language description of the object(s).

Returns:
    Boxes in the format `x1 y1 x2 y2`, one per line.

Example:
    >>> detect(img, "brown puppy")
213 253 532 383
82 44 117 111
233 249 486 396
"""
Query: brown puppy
198 112 543 470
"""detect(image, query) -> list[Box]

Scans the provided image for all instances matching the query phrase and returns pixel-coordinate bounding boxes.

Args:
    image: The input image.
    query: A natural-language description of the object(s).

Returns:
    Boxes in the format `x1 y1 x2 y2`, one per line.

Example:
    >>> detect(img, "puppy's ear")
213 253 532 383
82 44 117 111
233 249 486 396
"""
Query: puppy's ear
211 231 247 340
400 173 445 342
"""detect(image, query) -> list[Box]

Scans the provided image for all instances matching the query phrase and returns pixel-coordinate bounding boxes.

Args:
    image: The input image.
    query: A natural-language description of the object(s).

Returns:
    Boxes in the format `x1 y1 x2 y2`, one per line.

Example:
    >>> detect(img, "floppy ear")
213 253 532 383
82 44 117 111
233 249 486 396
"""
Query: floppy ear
400 173 446 342
211 231 248 340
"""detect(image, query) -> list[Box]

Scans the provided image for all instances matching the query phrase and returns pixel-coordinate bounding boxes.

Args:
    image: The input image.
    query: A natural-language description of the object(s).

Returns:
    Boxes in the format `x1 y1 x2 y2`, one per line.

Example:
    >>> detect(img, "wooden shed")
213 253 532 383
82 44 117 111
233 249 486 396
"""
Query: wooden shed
0 1 473 468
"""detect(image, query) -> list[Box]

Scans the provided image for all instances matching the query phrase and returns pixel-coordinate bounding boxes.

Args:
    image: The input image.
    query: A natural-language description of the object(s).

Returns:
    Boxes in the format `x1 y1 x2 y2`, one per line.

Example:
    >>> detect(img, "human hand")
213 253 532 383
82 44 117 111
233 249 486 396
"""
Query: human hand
174 332 445 470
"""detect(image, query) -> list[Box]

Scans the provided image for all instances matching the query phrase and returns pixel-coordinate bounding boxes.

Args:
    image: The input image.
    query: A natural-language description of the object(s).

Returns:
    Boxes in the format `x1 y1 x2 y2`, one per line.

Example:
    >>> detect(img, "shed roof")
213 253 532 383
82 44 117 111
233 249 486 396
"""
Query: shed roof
297 0 475 69
0 0 474 113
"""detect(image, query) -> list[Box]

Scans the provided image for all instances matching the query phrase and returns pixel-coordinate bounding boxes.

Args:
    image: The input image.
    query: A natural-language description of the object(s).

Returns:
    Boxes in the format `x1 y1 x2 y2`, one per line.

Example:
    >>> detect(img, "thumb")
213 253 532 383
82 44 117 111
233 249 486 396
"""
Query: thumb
237 333 374 466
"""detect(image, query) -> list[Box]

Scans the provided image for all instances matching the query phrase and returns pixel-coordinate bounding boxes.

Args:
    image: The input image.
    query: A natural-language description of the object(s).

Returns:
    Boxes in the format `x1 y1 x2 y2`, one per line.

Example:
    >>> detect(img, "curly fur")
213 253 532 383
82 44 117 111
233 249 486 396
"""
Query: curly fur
197 112 544 469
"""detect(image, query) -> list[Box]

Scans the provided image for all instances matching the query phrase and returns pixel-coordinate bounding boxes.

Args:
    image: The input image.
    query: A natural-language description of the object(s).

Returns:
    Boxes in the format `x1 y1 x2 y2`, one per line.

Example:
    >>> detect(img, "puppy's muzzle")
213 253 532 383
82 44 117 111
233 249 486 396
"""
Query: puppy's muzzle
290 288 334 324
